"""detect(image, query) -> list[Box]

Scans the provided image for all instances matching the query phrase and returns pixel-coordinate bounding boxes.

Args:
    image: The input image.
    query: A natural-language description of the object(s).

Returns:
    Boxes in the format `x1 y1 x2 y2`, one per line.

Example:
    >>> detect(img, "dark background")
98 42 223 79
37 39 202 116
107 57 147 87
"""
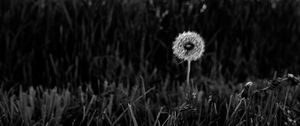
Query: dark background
0 0 299 88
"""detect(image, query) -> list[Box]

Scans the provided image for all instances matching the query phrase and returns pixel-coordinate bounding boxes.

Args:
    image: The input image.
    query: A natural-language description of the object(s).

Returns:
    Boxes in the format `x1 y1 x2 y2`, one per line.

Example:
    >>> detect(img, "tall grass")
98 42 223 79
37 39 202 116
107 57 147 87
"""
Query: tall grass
0 0 299 87
0 75 300 125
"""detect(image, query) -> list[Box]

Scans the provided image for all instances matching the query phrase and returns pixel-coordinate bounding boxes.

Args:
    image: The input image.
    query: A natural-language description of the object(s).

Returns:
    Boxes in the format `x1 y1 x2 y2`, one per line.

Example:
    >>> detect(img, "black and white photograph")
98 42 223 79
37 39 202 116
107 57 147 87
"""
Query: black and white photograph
0 0 300 125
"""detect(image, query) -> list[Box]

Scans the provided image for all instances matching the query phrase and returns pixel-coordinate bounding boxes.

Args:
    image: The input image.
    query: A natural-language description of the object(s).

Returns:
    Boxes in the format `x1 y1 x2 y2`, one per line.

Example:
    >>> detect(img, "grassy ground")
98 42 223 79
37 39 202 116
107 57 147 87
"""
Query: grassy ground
0 0 300 125
1 74 300 126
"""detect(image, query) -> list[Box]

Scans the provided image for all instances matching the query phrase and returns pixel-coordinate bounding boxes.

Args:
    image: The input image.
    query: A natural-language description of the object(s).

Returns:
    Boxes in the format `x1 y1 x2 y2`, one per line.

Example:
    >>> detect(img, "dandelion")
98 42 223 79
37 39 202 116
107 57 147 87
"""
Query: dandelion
173 31 205 61
173 31 205 99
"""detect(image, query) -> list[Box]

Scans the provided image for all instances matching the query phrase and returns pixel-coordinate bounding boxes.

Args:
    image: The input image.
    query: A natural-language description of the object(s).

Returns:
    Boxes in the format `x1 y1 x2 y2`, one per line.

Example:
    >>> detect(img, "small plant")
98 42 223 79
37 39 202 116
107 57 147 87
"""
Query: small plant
238 73 300 99
172 31 205 100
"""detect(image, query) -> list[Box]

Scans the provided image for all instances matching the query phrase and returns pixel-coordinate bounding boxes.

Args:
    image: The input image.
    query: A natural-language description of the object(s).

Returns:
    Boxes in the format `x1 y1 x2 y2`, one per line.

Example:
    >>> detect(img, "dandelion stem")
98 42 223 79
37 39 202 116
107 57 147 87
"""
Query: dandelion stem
187 60 191 96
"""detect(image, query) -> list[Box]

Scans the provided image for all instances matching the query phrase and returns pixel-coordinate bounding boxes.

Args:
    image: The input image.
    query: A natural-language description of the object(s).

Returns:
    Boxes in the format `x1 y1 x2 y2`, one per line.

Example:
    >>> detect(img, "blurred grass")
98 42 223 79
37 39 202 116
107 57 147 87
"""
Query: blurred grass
0 0 299 87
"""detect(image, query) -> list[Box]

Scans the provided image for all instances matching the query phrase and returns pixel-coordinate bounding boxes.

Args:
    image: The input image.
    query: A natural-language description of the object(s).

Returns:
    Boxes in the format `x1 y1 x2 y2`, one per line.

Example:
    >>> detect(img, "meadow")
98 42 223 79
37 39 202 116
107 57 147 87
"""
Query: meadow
0 0 300 125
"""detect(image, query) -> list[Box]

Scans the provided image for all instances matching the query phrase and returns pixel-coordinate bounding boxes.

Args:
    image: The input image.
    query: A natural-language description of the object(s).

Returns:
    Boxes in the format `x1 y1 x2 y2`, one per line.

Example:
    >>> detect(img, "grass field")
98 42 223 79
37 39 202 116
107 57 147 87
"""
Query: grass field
0 0 300 125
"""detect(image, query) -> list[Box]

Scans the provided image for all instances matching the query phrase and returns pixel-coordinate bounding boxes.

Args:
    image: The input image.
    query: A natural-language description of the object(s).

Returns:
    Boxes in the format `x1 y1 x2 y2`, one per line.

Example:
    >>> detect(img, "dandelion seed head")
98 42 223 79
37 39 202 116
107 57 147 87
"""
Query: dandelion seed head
172 31 205 61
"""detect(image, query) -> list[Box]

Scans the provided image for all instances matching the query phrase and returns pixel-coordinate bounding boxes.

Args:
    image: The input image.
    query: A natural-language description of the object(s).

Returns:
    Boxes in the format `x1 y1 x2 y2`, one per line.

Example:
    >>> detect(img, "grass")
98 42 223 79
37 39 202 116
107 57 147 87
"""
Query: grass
0 74 300 126
0 0 300 125
0 0 299 86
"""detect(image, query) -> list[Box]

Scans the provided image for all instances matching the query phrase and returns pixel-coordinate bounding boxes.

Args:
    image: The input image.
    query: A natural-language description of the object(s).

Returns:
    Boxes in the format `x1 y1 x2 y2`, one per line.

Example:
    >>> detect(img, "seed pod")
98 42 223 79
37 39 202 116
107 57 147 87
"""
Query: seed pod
173 31 205 61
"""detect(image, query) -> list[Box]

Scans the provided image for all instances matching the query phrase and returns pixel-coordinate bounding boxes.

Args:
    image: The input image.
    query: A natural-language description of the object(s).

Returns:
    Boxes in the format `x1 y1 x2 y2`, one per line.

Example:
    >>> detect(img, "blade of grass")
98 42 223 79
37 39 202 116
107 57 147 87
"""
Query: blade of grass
128 103 138 126
153 107 163 126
